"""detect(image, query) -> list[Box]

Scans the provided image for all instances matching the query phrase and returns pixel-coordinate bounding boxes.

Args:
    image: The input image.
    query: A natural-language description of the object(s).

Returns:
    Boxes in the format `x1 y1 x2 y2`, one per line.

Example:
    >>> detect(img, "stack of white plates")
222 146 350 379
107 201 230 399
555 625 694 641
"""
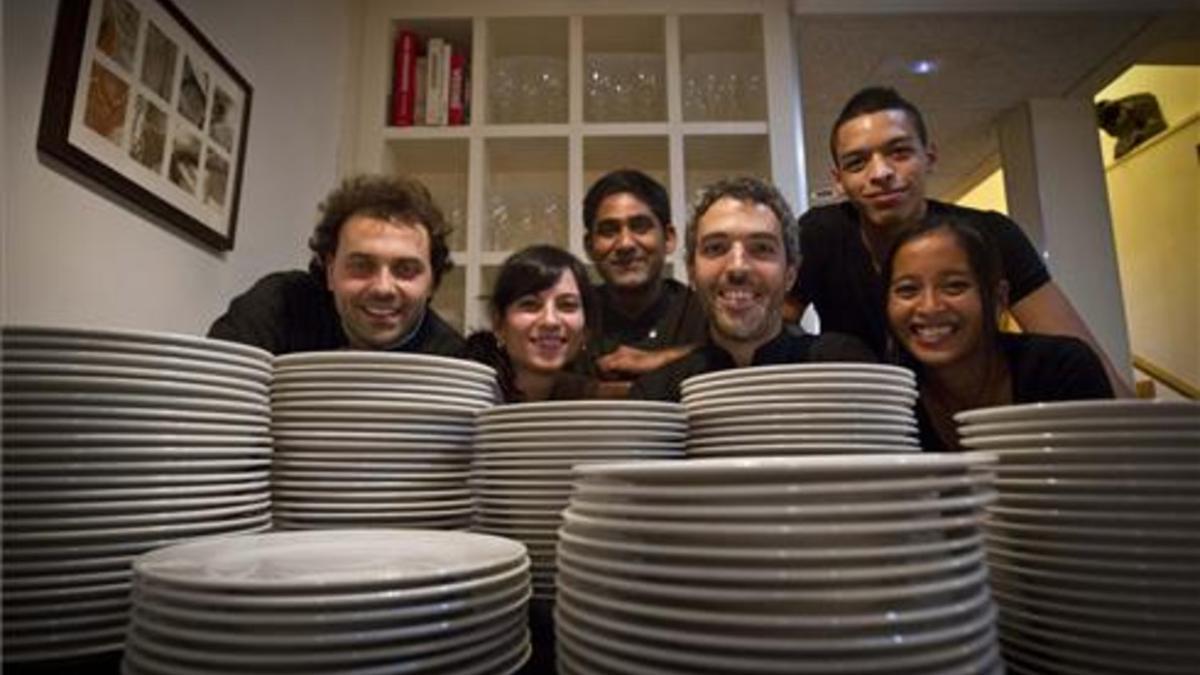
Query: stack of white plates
681 364 921 456
556 454 1003 674
123 529 532 674
270 352 498 530
957 400 1200 675
472 401 687 599
1 325 273 666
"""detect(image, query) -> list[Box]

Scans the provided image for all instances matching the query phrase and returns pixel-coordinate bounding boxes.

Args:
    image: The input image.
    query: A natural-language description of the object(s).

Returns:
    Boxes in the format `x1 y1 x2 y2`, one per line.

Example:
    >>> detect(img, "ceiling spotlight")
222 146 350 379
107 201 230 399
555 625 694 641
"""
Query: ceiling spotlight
909 59 938 75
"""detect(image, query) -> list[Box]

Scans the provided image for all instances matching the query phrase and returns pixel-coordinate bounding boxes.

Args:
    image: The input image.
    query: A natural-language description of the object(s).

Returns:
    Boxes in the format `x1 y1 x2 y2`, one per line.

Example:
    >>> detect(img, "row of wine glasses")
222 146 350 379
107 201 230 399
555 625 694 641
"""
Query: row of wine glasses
486 190 568 251
486 52 764 124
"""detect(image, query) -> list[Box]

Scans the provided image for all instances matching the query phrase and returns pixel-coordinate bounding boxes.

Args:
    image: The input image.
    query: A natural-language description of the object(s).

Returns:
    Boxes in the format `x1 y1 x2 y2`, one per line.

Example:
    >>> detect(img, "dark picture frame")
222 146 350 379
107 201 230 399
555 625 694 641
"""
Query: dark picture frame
38 0 252 251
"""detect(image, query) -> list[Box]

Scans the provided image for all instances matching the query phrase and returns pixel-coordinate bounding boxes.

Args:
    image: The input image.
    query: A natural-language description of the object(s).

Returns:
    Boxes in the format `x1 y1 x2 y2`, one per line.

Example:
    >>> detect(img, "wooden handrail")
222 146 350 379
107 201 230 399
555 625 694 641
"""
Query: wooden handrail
1133 355 1199 400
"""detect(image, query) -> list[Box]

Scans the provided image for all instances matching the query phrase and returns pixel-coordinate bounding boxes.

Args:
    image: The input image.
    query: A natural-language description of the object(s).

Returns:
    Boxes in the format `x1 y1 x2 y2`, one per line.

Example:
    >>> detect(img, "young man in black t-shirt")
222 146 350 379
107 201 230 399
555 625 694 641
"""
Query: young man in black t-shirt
582 170 707 386
208 175 464 356
790 86 1129 394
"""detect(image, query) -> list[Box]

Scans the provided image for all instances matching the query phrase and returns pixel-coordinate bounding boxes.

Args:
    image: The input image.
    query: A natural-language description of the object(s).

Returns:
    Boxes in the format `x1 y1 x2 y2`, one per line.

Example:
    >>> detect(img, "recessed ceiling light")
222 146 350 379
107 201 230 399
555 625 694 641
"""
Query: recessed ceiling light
909 59 938 75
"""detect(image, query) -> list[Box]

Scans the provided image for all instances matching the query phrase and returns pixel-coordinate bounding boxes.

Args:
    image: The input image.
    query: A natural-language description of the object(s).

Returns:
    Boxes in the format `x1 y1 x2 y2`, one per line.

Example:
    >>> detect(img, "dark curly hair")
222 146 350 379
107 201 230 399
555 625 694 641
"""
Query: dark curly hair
685 176 798 267
307 175 453 289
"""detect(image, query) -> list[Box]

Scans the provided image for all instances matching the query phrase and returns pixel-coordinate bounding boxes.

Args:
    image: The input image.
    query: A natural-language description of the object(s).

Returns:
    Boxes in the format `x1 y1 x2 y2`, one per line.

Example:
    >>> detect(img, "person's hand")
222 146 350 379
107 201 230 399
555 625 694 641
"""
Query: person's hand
594 345 665 378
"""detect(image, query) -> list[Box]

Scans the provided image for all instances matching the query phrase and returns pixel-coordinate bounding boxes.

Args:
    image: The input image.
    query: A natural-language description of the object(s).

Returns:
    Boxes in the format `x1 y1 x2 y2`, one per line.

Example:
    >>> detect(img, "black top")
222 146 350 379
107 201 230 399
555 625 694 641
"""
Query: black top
794 200 1051 358
629 326 877 402
207 270 465 357
915 332 1115 452
589 278 708 360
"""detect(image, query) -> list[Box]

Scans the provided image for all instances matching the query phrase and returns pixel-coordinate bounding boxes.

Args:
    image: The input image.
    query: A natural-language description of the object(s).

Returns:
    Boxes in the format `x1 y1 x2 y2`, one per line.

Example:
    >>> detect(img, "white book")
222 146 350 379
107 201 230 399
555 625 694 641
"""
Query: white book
437 41 453 126
424 38 444 126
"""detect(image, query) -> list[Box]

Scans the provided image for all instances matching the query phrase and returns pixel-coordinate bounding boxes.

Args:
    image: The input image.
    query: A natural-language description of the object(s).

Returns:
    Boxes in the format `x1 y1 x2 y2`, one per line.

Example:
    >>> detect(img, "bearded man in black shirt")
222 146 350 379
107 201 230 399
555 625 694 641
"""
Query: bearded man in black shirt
631 177 873 402
789 86 1129 395
208 175 464 356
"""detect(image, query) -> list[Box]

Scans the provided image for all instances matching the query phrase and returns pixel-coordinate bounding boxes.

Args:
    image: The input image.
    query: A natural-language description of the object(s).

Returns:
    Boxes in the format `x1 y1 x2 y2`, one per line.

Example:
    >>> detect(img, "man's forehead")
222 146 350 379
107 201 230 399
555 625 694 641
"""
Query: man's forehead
698 199 781 238
597 192 656 218
835 110 921 151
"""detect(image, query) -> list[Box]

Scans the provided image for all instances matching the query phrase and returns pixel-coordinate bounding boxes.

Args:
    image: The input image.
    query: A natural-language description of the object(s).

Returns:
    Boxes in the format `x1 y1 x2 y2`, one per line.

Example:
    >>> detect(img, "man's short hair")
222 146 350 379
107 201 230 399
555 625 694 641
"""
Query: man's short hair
582 169 671 234
686 176 798 267
307 175 453 289
829 86 929 160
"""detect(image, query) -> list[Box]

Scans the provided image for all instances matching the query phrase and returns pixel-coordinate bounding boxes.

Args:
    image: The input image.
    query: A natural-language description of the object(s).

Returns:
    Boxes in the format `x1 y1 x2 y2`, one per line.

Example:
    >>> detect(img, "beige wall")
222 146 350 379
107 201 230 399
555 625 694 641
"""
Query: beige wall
3 0 355 335
1099 65 1199 391
956 65 1199 391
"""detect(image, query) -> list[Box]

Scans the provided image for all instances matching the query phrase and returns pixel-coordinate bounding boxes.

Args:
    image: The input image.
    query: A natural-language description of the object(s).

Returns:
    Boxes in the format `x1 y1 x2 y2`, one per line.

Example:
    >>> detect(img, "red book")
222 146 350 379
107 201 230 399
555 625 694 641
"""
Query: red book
448 50 467 125
391 30 418 126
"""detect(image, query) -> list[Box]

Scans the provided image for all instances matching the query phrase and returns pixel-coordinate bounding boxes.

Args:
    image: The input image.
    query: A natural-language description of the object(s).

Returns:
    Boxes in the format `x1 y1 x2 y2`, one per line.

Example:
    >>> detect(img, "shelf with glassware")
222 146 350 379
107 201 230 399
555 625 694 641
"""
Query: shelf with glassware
355 2 800 334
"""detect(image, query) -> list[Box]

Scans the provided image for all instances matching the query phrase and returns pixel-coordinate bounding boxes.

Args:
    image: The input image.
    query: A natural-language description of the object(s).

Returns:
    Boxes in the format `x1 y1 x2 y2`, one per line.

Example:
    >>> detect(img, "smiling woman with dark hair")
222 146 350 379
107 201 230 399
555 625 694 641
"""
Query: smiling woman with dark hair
464 245 599 403
884 216 1114 452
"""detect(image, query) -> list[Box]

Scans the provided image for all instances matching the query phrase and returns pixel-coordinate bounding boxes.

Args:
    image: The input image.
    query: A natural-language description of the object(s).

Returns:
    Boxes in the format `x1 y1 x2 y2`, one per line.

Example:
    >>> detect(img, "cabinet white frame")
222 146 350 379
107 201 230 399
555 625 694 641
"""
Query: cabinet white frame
353 0 805 332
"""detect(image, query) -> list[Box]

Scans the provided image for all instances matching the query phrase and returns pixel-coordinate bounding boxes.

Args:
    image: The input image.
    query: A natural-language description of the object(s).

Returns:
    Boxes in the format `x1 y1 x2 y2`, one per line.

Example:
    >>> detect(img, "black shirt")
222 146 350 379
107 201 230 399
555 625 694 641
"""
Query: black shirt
915 332 1115 452
589 278 707 360
628 326 877 402
207 270 465 356
794 200 1051 358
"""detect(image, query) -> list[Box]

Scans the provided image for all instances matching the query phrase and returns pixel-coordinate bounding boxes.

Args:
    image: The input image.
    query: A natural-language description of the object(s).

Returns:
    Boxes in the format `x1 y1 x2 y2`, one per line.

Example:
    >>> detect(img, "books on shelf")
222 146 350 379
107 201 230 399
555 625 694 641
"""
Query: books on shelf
390 30 469 127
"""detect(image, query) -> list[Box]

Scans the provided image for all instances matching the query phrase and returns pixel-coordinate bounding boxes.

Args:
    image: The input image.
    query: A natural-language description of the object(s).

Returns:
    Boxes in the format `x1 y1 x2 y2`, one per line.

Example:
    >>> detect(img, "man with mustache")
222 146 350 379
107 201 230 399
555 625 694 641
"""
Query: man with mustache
789 86 1129 394
630 177 873 402
208 174 464 356
582 170 707 385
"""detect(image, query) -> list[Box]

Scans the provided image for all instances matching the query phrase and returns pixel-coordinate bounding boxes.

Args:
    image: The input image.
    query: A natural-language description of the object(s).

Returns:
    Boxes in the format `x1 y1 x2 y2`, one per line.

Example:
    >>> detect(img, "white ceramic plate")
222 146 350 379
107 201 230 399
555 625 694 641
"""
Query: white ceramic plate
6 500 271 532
474 440 683 452
133 529 527 590
270 399 479 416
272 367 495 389
688 411 916 429
3 374 269 404
5 511 272 546
956 400 1199 425
2 325 271 363
270 389 491 410
3 478 270 503
687 401 914 421
960 415 1200 437
681 371 916 398
4 361 269 394
3 403 269 425
3 445 271 461
687 432 918 446
274 450 466 463
964 430 1200 450
3 392 269 418
4 418 269 437
6 470 271 489
681 363 915 390
684 383 917 406
570 471 989 501
686 444 920 456
4 490 269 516
562 508 985 540
476 419 686 434
477 400 683 418
472 449 681 462
274 349 496 375
475 430 685 444
993 476 1197 493
571 454 993 483
5 348 271 383
567 489 994 521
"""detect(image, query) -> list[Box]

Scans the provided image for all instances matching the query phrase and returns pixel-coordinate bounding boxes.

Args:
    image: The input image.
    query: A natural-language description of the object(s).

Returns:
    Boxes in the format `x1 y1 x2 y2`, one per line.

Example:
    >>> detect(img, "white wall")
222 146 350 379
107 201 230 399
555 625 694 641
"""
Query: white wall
2 0 354 335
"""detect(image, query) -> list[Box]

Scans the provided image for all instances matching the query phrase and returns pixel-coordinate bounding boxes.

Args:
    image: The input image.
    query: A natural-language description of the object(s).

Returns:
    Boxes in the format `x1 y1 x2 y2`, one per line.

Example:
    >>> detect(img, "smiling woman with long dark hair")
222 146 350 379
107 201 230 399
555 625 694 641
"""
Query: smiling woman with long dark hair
464 245 599 403
883 216 1114 451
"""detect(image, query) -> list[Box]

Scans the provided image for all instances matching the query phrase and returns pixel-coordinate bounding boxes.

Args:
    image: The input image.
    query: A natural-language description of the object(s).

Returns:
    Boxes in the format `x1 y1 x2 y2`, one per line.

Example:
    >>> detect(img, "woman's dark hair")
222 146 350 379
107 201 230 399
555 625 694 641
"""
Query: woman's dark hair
464 245 597 402
882 215 1006 360
307 174 453 289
